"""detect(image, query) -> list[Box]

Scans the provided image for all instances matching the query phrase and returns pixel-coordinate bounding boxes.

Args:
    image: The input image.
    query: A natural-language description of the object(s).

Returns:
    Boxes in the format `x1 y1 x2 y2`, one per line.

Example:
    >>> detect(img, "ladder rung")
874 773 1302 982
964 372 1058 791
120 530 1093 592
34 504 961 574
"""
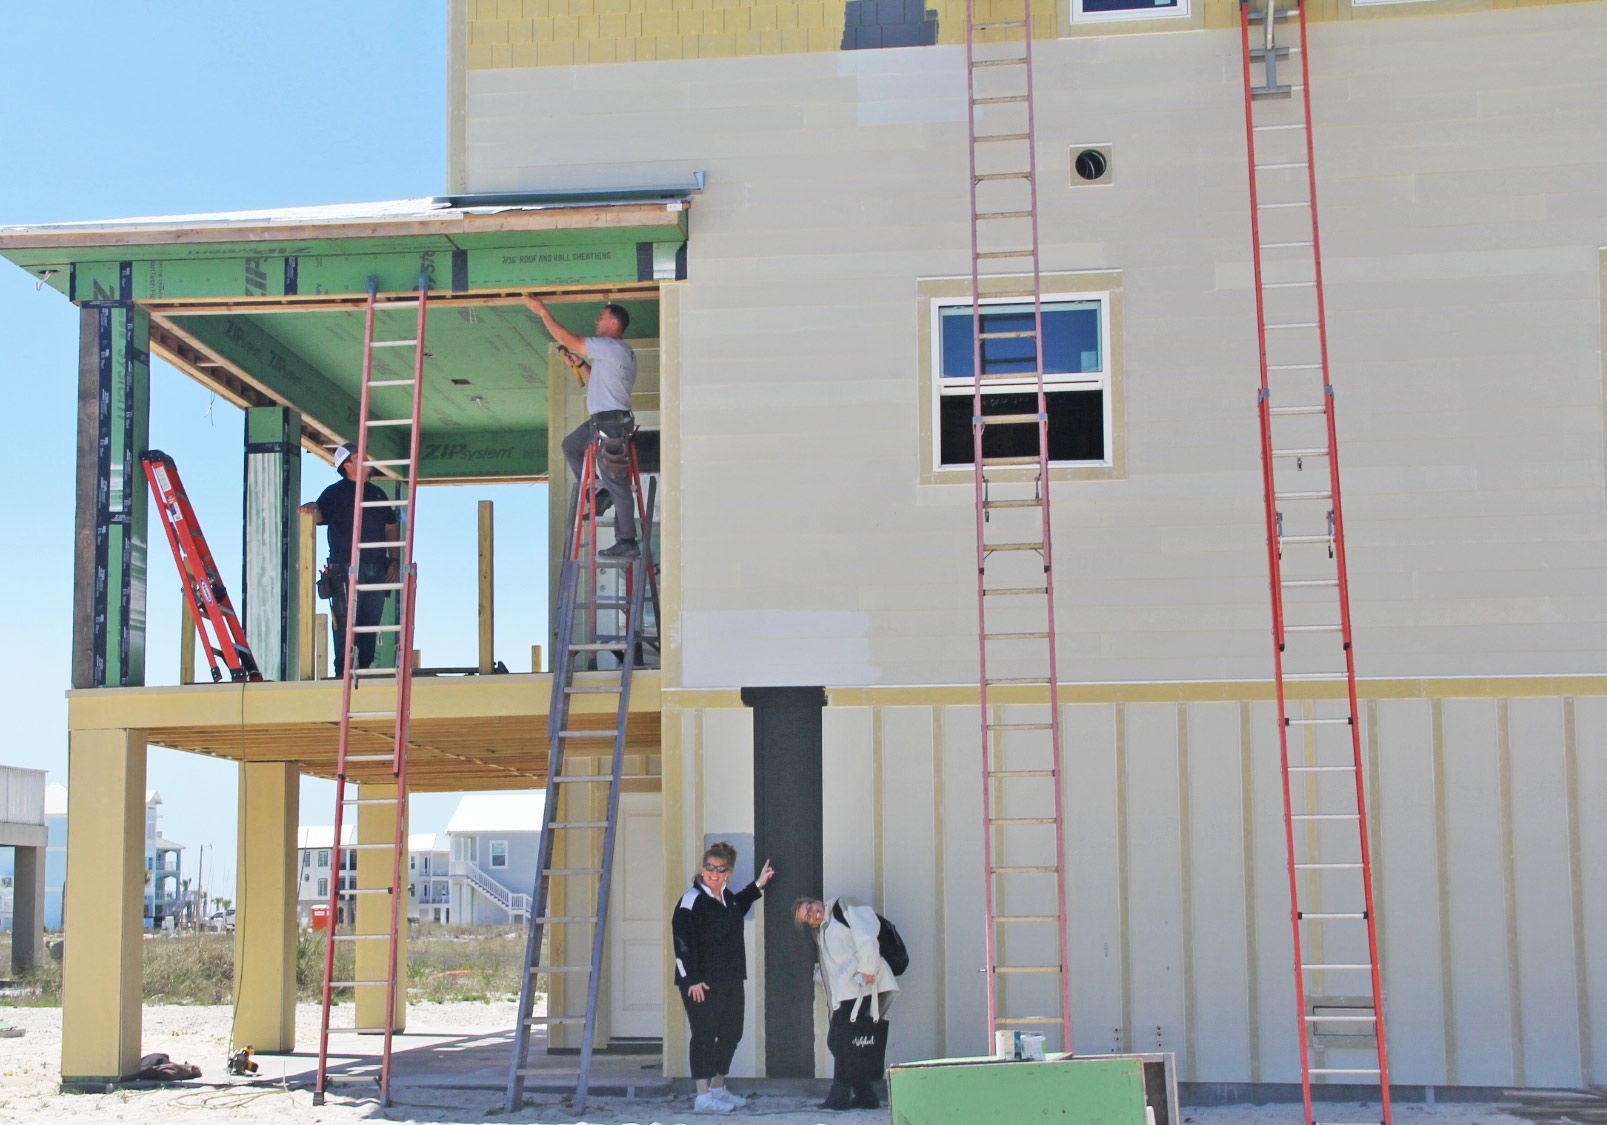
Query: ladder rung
984 499 1043 509
552 774 614 784
328 979 389 988
533 965 593 975
545 867 603 876
323 1029 388 1037
351 624 403 633
991 865 1059 874
345 842 401 851
332 934 391 942
525 1015 586 1025
353 582 406 592
370 339 419 348
975 132 1030 143
1291 813 1360 821
985 631 1049 641
975 210 1033 221
535 916 599 924
1273 448 1329 458
357 541 400 549
983 585 1048 596
1258 199 1312 209
351 668 399 678
365 418 414 427
973 19 1027 29
337 887 394 896
1266 320 1320 329
1300 912 1368 920
1279 535 1334 545
993 965 1061 974
1271 405 1326 416
991 817 1057 826
1289 765 1356 773
342 796 399 805
989 769 1055 778
1253 122 1307 132
988 722 1053 731
972 57 1027 68
985 541 1043 552
993 1015 1063 1024
564 685 622 694
973 95 1029 105
556 729 620 739
982 413 1044 425
1262 241 1317 251
1304 963 1373 971
1263 281 1317 290
1283 623 1342 632
1295 863 1363 870
1256 161 1310 171
568 642 626 651
344 710 395 719
988 676 1052 686
360 498 407 508
374 299 421 309
976 172 1032 182
1283 672 1347 681
548 820 609 829
1305 1013 1377 1022
1268 363 1322 371
994 915 1059 924
977 249 1034 259
1310 1068 1381 1076
1275 491 1332 501
367 378 417 387
364 458 412 467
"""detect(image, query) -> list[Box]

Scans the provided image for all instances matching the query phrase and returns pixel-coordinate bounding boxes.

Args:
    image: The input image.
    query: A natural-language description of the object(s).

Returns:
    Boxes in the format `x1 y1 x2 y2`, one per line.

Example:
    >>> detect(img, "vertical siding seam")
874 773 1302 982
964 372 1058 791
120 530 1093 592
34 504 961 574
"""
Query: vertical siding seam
1497 698 1526 1085
1564 698 1594 1082
1432 698 1458 1083
1240 701 1262 1083
1366 701 1384 980
873 705 884 910
932 706 947 1059
1116 702 1132 1053
1178 703 1197 1082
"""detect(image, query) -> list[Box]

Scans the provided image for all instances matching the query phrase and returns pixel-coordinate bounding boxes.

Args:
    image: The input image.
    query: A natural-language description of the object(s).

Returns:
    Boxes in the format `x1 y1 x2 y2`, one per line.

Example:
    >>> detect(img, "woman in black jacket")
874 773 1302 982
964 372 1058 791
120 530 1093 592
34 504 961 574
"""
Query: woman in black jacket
671 841 775 1114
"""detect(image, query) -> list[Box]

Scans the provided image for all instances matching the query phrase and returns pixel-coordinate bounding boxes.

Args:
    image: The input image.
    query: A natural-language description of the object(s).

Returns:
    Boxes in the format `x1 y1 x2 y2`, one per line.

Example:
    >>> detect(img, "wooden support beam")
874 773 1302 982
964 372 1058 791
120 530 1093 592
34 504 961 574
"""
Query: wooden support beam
299 512 317 681
180 597 196 686
479 500 495 675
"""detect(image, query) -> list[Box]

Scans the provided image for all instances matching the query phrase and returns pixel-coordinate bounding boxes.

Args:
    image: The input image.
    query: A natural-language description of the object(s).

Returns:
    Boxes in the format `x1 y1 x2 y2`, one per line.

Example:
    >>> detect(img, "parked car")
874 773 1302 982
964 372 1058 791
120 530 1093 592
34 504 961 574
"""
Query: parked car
209 910 236 933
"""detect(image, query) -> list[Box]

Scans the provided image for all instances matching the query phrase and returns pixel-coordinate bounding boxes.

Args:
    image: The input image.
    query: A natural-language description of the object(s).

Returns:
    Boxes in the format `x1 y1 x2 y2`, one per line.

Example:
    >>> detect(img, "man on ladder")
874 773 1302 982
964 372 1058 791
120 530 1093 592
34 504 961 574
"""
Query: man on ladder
299 442 401 677
523 296 641 560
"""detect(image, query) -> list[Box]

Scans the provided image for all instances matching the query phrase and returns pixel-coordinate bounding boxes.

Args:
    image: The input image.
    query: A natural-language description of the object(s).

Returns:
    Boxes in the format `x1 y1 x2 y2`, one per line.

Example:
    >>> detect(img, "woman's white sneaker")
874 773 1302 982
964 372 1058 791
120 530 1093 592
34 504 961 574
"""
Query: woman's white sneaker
712 1087 748 1108
693 1091 733 1114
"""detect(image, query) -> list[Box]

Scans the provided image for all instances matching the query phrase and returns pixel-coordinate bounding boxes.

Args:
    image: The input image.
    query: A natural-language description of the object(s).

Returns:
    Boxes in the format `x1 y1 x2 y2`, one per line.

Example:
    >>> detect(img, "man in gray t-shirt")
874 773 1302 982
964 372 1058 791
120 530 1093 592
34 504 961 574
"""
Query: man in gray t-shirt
524 297 641 558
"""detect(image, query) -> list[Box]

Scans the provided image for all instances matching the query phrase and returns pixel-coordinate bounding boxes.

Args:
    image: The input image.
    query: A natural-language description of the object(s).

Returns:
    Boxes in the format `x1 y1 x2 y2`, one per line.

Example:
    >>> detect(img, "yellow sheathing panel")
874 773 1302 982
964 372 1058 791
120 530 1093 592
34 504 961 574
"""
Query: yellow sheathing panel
463 0 1607 68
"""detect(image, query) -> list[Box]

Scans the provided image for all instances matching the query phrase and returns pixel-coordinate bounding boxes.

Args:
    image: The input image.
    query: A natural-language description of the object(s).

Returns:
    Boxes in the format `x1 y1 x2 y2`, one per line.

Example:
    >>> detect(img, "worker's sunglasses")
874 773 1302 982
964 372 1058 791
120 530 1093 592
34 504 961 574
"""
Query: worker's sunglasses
702 863 730 874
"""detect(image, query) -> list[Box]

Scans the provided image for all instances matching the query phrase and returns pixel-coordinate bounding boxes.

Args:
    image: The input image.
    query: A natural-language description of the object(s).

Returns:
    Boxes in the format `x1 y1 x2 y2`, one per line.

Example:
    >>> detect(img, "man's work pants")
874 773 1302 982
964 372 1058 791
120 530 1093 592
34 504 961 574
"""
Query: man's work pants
562 411 636 542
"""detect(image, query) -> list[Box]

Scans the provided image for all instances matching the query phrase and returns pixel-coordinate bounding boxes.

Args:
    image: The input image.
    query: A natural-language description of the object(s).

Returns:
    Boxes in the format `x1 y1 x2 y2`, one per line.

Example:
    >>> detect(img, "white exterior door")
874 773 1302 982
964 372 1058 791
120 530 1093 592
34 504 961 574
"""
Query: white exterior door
607 792 664 1039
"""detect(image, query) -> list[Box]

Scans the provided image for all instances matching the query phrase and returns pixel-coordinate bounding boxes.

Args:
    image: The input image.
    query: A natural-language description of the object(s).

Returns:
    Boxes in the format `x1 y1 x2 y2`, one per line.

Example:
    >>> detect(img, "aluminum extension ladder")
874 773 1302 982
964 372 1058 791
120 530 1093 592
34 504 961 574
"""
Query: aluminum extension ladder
963 0 1074 1056
1238 3 1393 1122
141 450 263 683
313 275 430 1105
506 436 660 1114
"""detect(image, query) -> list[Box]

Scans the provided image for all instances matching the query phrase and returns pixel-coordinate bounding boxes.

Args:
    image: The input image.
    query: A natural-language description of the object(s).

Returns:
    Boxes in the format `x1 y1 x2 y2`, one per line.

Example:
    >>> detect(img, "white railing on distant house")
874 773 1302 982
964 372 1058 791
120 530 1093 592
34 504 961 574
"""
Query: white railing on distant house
451 858 530 919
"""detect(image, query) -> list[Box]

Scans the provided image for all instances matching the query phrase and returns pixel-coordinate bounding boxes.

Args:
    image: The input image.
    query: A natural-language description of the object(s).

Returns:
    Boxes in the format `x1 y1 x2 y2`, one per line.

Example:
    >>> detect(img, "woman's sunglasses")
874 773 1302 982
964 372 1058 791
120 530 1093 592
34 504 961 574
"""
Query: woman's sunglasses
702 863 730 874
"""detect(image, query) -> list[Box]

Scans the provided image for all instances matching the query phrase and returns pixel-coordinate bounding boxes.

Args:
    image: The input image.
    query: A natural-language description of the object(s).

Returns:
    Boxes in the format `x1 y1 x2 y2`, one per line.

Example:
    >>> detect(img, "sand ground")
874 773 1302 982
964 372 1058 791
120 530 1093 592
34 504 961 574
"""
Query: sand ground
0 1004 1525 1124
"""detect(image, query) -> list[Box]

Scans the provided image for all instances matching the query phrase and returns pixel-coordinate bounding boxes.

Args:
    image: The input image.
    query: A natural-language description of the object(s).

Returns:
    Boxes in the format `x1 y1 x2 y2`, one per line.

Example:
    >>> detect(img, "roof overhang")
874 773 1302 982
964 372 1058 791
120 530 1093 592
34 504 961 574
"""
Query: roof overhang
0 190 694 482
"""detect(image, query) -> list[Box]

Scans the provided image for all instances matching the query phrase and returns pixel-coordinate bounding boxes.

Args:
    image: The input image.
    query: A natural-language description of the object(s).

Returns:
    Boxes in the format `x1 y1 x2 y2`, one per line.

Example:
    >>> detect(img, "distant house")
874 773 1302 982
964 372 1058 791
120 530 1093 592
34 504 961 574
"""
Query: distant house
445 792 543 926
296 825 355 926
408 833 451 923
42 783 64 930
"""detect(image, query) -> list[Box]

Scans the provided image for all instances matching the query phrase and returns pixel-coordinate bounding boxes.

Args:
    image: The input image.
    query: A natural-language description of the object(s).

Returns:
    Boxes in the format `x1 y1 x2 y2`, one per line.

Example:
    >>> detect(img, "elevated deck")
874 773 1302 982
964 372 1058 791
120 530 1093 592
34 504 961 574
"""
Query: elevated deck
66 671 662 792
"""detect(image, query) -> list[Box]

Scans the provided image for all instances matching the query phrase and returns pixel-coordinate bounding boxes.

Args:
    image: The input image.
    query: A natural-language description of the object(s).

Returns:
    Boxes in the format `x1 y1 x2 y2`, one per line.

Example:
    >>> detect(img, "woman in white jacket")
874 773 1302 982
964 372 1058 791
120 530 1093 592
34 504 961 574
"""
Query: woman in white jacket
794 896 899 1110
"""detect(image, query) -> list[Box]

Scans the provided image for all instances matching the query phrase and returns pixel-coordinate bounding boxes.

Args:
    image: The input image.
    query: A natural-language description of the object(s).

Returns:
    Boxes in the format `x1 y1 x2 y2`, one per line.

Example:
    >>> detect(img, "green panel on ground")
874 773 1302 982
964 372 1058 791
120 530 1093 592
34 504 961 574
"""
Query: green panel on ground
888 1056 1148 1124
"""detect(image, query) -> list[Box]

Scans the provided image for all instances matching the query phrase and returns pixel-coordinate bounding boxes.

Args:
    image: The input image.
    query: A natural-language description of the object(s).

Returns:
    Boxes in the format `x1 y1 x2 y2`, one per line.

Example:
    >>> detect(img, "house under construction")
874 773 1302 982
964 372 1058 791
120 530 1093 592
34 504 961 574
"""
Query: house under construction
3 0 1606 1116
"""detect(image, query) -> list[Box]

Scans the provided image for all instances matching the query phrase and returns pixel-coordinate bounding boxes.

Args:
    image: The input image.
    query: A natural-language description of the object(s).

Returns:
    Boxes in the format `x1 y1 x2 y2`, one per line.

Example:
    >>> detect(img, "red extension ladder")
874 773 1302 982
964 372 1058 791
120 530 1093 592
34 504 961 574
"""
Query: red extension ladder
1238 2 1393 1121
314 275 430 1105
963 0 1073 1055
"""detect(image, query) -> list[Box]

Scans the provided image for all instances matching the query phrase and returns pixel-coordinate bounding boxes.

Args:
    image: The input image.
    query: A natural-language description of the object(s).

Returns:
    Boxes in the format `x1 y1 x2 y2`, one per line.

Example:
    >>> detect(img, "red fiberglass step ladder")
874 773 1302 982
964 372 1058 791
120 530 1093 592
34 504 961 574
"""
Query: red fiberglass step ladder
142 450 263 683
1238 2 1393 1122
963 0 1073 1055
314 276 430 1105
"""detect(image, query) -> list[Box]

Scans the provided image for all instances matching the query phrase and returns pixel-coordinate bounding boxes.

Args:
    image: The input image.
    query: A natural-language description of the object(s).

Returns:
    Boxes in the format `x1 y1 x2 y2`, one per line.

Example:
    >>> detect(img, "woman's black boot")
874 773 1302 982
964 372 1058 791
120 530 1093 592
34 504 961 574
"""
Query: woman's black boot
850 1082 881 1109
819 1081 854 1110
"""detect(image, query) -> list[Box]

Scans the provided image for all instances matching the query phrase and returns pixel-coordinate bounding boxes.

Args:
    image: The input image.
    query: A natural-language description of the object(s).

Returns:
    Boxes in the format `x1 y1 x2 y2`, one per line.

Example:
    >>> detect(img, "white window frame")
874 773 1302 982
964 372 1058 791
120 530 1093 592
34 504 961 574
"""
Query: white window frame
316 877 328 897
929 292 1114 472
316 849 329 867
1072 0 1190 25
489 840 508 869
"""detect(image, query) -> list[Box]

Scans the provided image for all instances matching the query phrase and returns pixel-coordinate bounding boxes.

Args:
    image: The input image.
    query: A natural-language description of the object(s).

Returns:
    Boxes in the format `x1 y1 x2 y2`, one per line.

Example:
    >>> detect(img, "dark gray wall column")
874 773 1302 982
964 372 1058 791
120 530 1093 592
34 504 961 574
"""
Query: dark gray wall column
743 686 826 1079
12 845 46 973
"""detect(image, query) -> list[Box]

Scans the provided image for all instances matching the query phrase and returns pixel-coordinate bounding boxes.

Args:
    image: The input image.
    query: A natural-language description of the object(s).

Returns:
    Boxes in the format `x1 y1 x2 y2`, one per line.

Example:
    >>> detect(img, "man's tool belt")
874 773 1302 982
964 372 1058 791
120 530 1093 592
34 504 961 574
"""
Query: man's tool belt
316 563 340 600
595 410 634 476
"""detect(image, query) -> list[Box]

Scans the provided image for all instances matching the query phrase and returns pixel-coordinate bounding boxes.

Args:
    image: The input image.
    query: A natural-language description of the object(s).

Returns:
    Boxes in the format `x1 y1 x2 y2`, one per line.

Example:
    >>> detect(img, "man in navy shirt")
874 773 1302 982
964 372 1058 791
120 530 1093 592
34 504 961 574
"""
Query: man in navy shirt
298 443 399 677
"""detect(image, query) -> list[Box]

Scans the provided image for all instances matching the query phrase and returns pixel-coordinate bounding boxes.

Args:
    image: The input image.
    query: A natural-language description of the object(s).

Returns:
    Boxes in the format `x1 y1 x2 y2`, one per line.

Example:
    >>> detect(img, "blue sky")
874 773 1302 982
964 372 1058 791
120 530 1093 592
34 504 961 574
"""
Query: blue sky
0 5 550 900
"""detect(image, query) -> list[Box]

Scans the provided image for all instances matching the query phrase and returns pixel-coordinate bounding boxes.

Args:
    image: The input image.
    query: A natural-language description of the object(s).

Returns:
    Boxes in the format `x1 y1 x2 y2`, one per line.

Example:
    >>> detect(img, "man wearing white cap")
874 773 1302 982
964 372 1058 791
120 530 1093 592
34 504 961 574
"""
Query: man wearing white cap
298 444 400 677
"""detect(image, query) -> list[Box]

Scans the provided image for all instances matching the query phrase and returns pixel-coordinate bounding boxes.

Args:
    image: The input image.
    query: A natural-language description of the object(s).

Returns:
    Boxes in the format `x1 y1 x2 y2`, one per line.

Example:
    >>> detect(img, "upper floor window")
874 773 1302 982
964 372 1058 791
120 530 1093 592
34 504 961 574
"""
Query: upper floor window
1073 0 1189 22
932 295 1111 470
316 849 329 867
489 840 509 869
